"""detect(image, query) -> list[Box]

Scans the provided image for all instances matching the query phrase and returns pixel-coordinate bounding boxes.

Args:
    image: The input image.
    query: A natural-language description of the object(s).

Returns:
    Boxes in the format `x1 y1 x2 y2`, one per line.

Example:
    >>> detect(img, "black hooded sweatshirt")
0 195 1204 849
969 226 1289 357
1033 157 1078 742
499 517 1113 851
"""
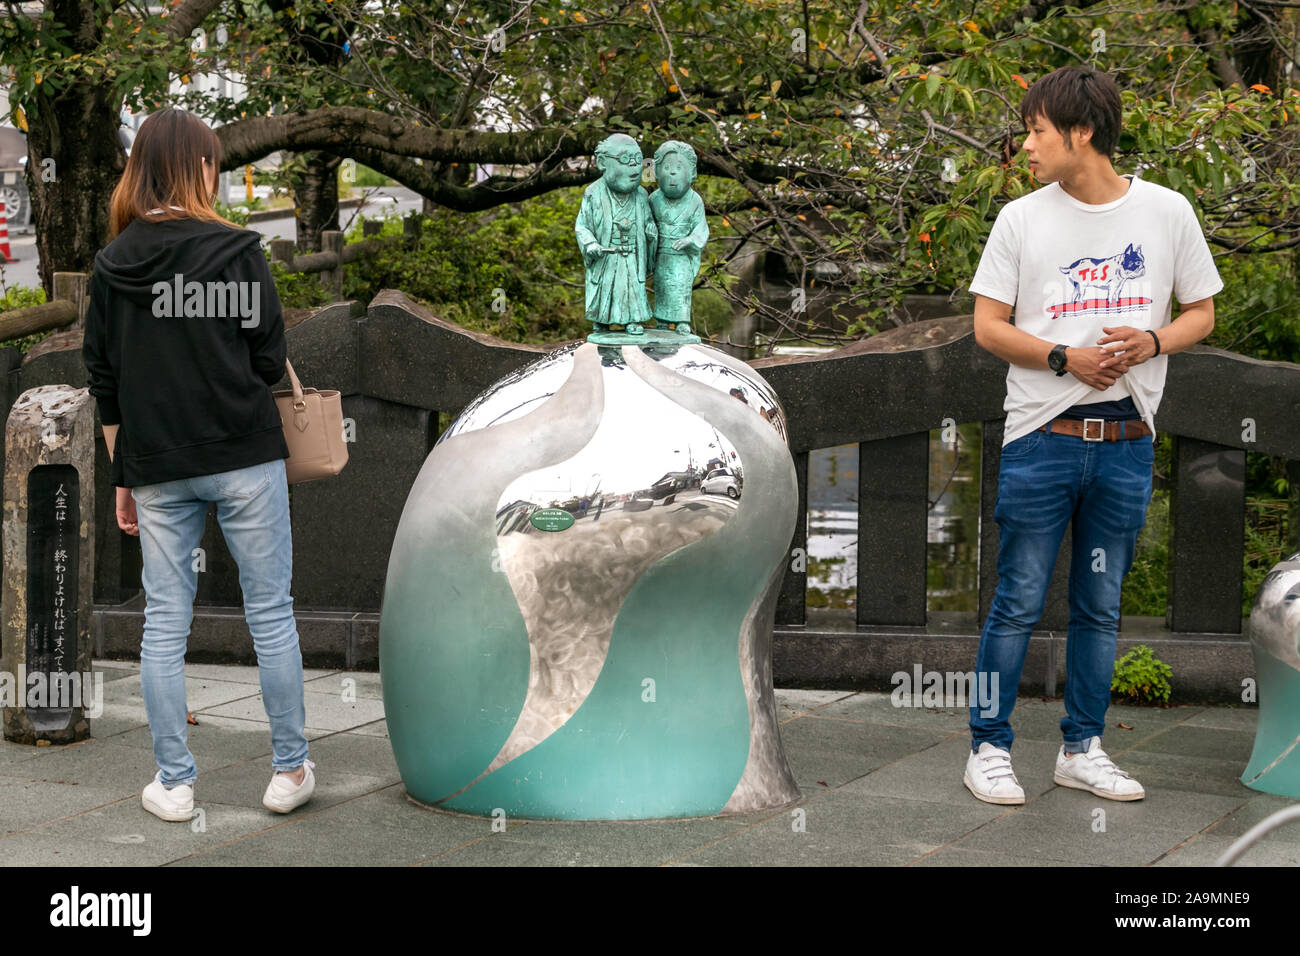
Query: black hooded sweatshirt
82 214 290 488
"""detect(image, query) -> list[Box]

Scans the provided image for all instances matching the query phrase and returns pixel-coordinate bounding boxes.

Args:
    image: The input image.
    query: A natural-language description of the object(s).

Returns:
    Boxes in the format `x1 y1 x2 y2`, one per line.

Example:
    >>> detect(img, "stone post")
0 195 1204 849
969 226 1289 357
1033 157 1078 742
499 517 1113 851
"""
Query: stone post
2 386 97 744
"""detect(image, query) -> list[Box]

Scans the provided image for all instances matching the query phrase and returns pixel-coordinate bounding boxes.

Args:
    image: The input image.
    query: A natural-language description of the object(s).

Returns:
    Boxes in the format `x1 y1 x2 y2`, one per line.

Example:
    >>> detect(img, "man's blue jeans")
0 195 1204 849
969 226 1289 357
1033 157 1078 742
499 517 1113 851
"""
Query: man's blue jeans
970 425 1154 754
132 458 308 788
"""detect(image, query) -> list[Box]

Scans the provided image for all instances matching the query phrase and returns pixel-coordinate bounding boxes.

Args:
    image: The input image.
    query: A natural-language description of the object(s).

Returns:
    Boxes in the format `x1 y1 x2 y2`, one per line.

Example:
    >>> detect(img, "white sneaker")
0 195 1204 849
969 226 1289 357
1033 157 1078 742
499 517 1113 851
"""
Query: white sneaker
262 759 316 813
963 742 1026 805
1054 737 1145 801
142 772 195 822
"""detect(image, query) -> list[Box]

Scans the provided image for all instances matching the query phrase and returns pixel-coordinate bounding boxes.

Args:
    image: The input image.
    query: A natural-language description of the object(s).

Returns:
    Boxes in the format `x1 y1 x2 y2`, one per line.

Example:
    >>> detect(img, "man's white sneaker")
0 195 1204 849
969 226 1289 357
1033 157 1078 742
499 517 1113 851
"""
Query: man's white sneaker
142 772 195 822
963 742 1025 805
262 759 316 813
1054 737 1145 801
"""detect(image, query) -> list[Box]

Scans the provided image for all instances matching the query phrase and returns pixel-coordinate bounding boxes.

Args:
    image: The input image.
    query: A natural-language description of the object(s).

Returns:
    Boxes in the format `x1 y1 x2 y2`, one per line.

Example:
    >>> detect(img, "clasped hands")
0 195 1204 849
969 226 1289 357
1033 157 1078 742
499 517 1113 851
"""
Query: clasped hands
1066 325 1158 390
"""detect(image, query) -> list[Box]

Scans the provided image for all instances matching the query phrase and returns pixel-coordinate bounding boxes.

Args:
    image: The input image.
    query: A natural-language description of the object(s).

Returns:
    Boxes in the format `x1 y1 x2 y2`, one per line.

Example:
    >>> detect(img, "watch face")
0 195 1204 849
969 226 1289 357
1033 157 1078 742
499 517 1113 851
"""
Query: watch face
1049 347 1064 371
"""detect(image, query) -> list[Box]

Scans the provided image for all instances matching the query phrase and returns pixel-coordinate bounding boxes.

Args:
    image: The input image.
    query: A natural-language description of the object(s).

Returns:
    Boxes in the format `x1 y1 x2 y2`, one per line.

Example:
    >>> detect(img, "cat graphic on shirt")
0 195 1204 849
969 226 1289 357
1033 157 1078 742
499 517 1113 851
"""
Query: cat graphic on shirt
1058 243 1146 305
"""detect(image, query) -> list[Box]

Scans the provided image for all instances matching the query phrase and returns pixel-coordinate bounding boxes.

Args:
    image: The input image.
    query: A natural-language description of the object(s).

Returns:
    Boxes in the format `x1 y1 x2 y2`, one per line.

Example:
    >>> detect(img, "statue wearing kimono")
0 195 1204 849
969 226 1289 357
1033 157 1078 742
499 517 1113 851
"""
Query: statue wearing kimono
575 134 657 335
649 140 709 334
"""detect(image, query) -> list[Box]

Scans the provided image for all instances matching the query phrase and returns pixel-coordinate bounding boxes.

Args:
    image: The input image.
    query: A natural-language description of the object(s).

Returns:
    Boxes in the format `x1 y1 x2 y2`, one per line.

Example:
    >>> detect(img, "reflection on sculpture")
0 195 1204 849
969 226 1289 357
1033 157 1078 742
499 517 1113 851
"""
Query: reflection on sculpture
575 134 657 336
649 141 709 335
381 341 800 819
1241 551 1300 797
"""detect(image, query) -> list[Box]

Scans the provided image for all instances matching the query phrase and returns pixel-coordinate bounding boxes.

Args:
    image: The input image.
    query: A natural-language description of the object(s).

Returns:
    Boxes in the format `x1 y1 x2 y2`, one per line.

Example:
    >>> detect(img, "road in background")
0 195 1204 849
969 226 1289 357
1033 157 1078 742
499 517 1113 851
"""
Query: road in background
0 184 424 291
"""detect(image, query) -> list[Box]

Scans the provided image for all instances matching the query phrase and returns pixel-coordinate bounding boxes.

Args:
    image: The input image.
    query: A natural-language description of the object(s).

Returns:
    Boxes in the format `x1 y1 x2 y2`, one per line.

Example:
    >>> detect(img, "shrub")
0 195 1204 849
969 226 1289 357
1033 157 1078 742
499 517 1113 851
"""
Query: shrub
1111 644 1173 705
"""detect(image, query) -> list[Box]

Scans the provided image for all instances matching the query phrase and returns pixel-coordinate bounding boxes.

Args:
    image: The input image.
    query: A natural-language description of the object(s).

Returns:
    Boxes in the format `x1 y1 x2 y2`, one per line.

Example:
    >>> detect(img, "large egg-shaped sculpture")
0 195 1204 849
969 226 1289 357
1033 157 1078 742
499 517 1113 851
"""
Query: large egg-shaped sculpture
1241 551 1300 797
379 339 801 820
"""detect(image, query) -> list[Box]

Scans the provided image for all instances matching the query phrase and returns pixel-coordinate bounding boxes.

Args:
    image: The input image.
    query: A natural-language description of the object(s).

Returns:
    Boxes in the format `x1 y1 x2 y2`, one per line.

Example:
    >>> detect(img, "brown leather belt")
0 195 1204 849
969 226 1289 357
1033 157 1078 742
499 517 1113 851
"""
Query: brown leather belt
1036 417 1151 442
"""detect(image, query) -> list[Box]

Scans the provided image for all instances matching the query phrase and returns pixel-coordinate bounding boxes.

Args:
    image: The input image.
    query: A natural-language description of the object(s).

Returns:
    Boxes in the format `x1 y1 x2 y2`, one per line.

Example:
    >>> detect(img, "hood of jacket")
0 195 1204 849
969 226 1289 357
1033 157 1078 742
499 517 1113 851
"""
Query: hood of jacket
92 216 263 306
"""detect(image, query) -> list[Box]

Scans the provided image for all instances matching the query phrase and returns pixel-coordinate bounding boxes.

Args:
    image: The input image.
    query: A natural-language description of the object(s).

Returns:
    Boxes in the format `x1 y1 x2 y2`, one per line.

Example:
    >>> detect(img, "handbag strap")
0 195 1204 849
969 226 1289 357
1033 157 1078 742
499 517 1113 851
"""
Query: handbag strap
284 358 305 407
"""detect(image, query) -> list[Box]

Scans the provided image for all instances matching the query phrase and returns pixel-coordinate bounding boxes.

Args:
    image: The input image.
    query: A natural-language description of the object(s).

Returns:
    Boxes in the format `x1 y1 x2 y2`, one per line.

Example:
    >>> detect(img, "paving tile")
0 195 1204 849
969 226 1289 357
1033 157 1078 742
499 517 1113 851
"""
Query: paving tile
422 837 600 866
0 777 135 837
93 661 140 684
1099 703 1205 744
813 690 972 732
299 731 399 781
94 718 314 768
839 734 1063 805
304 671 384 700
0 737 156 799
775 689 856 722
155 713 332 743
1155 833 1300 867
777 715 954 789
0 739 46 769
0 799 278 866
101 674 263 712
1132 725 1256 764
950 786 1246 866
910 845 1085 867
1176 706 1258 733
670 789 1005 866
459 816 748 867
85 712 152 739
198 690 385 732
167 786 497 866
1198 792 1300 844
184 757 391 813
1108 749 1254 798
347 719 389 739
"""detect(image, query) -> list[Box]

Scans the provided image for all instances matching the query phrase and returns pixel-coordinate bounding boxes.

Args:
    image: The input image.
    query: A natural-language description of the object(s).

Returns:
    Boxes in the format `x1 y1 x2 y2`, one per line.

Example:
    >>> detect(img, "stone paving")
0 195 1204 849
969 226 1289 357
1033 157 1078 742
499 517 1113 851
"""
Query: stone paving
0 660 1295 866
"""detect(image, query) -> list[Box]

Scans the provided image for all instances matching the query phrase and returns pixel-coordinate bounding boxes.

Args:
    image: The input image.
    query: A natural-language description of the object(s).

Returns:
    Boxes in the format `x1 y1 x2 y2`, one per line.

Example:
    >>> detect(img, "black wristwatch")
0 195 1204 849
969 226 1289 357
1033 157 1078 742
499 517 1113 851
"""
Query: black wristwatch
1048 343 1069 376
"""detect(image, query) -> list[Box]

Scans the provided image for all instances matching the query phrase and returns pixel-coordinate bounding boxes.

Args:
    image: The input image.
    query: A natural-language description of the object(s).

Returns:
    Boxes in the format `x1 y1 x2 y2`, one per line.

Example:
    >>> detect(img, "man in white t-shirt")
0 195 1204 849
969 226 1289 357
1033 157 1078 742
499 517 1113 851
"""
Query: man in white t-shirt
962 65 1222 806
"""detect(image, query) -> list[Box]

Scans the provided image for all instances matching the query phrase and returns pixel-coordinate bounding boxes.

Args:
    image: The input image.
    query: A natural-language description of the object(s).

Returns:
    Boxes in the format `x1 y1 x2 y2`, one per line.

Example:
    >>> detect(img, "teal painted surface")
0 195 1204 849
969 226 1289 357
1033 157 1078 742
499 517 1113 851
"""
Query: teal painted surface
440 521 760 819
1241 649 1300 797
379 513 532 806
381 344 616 810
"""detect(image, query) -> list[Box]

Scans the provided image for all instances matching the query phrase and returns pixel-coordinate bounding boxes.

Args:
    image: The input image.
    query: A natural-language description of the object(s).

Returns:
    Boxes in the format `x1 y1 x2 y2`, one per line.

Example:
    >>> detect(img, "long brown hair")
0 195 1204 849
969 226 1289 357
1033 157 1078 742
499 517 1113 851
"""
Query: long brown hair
108 108 243 237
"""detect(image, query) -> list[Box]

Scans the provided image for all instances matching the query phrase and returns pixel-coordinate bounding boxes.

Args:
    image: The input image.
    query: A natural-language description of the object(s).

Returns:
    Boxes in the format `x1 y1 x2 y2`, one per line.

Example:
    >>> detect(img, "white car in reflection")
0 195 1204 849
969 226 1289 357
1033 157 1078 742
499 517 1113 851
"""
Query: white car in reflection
700 468 741 499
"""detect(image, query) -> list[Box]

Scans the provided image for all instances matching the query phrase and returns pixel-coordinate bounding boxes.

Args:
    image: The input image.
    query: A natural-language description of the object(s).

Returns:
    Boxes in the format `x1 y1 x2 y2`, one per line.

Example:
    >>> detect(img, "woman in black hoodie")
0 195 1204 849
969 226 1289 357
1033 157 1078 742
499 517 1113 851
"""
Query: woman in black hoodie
82 109 315 822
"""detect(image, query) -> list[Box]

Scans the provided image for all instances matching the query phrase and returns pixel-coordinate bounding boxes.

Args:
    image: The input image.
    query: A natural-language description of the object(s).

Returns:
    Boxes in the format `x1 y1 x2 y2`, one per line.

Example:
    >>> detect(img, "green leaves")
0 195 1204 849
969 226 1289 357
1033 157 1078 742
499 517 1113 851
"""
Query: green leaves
1111 644 1173 705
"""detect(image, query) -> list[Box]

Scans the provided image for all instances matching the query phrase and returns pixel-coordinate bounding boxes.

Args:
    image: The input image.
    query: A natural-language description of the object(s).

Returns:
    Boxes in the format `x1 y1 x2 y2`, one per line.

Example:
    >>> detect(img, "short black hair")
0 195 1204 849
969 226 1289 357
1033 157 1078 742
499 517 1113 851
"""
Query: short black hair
1019 65 1123 159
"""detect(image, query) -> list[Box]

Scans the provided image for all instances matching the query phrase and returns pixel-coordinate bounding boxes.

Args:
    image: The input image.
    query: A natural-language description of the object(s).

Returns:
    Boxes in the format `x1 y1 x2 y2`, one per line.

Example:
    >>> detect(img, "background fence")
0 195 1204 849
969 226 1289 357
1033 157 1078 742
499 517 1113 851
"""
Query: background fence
3 287 1297 699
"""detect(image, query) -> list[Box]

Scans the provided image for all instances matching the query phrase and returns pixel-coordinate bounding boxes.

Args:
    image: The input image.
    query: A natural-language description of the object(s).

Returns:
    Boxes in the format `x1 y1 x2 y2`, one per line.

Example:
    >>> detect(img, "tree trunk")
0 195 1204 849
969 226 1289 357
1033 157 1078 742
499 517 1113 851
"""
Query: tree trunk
25 82 124 296
285 151 341 253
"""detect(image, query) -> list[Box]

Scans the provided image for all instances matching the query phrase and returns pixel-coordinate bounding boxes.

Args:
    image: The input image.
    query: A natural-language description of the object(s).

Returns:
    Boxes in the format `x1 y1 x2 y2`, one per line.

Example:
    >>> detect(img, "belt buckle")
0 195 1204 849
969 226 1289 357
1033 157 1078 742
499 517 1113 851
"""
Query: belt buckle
1082 417 1105 442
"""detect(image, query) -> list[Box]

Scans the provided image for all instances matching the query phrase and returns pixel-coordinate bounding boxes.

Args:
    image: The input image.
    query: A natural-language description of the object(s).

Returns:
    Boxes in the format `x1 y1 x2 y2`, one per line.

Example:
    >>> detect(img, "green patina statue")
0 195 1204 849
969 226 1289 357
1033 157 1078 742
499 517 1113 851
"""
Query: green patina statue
578 134 704 346
576 133 657 336
649 140 708 335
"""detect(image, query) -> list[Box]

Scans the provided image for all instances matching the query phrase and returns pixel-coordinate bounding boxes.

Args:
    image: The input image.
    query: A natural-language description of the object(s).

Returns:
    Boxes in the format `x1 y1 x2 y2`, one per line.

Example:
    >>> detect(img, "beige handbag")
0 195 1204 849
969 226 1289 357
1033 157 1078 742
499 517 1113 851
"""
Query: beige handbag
272 358 349 484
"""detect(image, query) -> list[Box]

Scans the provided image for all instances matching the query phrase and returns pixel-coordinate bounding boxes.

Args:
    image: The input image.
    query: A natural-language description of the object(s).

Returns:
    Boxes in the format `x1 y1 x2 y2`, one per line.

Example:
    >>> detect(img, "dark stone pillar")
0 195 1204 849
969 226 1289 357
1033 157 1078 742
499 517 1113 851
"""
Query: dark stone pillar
289 394 433 611
775 450 808 627
856 432 928 626
1169 436 1245 634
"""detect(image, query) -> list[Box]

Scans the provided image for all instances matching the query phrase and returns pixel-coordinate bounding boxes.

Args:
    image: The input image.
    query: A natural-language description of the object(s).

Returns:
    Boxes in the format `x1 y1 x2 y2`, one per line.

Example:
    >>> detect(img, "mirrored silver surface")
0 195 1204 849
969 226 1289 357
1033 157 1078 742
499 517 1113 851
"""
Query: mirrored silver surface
441 341 788 446
1250 552 1300 670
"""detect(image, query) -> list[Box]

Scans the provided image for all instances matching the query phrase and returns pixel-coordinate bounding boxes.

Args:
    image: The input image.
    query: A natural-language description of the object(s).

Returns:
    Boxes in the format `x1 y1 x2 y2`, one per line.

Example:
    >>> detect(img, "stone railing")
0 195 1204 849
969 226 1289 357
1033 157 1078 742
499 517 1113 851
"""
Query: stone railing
6 290 1297 700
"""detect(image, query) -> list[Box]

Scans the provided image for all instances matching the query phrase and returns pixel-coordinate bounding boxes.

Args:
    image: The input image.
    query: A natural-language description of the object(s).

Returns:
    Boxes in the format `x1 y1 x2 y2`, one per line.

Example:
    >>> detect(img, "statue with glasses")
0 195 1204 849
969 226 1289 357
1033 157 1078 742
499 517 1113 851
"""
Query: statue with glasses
575 133 658 336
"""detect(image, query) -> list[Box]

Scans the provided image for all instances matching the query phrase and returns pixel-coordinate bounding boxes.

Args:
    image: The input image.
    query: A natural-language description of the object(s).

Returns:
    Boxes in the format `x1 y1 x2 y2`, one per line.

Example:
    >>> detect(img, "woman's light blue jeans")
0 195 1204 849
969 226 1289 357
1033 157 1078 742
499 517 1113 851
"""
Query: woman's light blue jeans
132 458 308 788
970 426 1154 754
